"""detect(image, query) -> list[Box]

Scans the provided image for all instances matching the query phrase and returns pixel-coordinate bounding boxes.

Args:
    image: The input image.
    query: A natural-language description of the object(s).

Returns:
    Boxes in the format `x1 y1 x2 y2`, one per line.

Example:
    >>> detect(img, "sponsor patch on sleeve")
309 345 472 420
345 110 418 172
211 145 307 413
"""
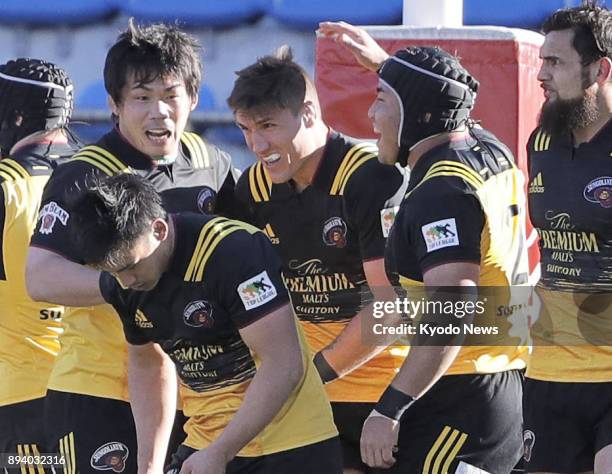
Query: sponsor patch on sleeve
237 270 278 310
38 201 69 235
380 206 399 238
421 218 459 252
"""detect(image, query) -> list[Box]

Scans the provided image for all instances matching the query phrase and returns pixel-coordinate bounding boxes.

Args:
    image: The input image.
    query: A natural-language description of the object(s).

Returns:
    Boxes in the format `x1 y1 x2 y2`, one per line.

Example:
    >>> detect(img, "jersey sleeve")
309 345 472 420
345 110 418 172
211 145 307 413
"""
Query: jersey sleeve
99 272 150 345
404 176 484 272
233 166 258 225
343 159 407 261
207 227 290 328
29 161 103 263
207 142 243 219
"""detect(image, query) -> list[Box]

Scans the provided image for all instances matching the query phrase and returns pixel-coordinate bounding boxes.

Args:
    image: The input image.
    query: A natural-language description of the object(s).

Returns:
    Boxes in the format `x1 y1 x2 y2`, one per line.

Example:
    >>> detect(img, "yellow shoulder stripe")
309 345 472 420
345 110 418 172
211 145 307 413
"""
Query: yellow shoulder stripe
405 161 484 199
533 129 551 152
423 425 468 474
181 132 210 169
72 146 130 176
248 162 272 202
0 158 29 181
185 217 260 282
330 142 378 195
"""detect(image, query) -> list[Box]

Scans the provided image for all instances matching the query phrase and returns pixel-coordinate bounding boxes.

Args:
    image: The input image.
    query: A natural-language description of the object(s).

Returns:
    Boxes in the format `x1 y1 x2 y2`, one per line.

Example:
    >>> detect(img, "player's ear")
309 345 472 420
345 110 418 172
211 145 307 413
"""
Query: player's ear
596 56 612 84
152 218 169 242
302 100 316 127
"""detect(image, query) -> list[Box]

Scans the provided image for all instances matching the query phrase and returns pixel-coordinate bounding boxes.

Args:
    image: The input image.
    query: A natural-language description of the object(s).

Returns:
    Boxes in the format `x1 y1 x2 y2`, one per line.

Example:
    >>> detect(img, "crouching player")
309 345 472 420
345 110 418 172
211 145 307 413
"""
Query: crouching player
69 173 341 474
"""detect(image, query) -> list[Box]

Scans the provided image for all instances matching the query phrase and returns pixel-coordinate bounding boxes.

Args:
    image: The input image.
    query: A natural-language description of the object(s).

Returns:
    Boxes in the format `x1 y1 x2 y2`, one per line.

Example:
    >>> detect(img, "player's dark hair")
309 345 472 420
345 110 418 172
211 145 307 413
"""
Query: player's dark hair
543 1 612 65
227 46 311 116
70 173 166 269
104 18 202 104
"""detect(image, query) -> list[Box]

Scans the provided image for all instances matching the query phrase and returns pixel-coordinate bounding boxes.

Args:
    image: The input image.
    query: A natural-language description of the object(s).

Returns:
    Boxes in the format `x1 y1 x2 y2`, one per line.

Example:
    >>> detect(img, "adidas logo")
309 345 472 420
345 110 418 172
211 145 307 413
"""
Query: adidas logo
529 173 545 193
135 310 153 328
264 224 280 245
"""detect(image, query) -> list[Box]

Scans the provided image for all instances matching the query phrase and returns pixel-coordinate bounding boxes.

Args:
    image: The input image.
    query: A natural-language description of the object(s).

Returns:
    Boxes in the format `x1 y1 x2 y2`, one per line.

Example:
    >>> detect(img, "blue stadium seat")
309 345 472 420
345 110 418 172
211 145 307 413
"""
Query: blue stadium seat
77 80 108 112
269 0 403 31
196 85 216 112
464 0 583 30
0 0 116 26
119 0 268 28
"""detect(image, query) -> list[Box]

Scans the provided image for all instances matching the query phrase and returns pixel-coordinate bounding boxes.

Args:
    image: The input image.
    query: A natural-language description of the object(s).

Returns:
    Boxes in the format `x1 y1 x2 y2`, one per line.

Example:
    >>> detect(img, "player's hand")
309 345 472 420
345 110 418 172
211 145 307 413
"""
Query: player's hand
179 446 227 474
360 411 399 468
318 21 390 72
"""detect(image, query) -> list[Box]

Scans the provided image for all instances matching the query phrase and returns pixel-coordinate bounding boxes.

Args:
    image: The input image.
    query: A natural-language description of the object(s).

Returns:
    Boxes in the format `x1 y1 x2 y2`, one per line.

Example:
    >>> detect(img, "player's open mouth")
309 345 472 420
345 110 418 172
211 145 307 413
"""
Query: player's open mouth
146 129 172 141
262 153 281 165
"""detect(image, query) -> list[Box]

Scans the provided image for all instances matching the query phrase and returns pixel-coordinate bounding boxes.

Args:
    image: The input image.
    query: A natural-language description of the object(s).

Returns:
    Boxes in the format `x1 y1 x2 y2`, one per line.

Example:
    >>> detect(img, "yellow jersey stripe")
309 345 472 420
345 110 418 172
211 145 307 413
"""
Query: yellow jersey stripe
181 132 201 168
30 445 44 474
255 162 270 201
190 133 211 168
249 165 263 202
441 432 468 473
185 217 227 281
331 143 377 194
423 426 451 474
0 162 21 181
426 161 484 185
69 432 76 474
432 428 460 474
187 219 261 282
86 145 127 170
73 148 130 175
406 170 483 200
338 151 377 195
1 159 29 179
194 226 242 281
544 133 551 150
72 156 114 176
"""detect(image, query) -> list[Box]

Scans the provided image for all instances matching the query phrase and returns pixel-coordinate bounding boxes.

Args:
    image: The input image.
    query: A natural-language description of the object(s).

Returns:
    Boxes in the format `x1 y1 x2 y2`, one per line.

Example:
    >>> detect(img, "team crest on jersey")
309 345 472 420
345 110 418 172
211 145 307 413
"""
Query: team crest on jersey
380 206 399 238
523 430 535 462
421 218 459 252
322 216 347 248
183 300 214 328
583 176 612 208
90 442 129 473
38 201 69 235
197 186 217 214
238 270 277 310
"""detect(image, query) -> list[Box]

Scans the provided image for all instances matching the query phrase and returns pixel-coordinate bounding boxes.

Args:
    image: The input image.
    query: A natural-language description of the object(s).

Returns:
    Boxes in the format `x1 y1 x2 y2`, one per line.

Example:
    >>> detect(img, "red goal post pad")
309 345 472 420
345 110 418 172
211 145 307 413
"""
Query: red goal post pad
315 25 544 277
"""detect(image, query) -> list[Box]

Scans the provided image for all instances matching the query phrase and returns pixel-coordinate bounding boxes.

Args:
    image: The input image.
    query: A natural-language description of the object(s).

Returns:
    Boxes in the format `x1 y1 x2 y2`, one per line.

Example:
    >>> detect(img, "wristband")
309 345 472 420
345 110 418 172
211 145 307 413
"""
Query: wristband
313 351 339 384
374 385 416 421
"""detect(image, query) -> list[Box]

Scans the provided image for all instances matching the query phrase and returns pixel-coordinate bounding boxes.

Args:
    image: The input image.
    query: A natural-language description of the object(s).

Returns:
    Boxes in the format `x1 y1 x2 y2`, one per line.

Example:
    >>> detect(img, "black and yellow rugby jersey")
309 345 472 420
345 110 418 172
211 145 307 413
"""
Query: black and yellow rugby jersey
30 128 240 401
385 128 529 375
0 141 76 406
527 122 612 382
100 213 337 455
235 132 409 402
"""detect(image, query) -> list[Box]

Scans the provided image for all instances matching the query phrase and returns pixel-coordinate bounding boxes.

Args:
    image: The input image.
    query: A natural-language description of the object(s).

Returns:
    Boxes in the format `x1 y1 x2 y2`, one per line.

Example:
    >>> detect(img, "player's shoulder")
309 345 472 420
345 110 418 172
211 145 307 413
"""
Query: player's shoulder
328 133 381 196
236 160 272 205
178 215 264 283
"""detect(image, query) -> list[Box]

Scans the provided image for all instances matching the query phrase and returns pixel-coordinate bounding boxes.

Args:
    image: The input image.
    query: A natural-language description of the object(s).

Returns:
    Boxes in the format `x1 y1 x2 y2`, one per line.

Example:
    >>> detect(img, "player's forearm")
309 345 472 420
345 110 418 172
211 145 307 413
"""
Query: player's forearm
128 347 177 474
208 354 304 463
317 299 402 380
391 344 461 399
26 247 104 306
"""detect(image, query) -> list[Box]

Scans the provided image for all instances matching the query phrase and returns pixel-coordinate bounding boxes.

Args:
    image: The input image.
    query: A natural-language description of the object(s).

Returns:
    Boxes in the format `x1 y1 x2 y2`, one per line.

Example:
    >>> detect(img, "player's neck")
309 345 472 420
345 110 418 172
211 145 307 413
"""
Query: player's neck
407 129 469 169
291 124 329 193
572 109 612 145
10 128 68 155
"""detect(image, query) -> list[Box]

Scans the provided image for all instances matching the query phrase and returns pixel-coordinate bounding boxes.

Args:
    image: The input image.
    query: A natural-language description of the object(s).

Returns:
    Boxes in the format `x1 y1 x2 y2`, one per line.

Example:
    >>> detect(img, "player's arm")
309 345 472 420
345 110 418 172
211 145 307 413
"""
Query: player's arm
360 262 480 469
128 342 177 474
26 247 105 306
318 21 389 72
313 258 398 382
179 303 303 474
